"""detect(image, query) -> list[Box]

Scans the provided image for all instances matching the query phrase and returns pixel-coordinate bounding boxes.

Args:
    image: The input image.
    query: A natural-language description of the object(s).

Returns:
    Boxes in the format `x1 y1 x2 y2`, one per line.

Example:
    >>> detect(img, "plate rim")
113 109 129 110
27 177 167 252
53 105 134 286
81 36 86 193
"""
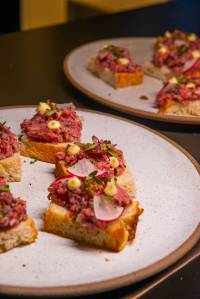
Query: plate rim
0 105 199 297
63 37 200 125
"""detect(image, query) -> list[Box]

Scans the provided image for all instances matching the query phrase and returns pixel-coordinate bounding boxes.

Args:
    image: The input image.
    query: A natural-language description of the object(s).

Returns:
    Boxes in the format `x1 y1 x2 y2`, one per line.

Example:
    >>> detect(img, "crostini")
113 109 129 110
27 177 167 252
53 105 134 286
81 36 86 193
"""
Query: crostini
156 75 200 116
144 30 200 80
44 174 143 252
20 101 83 163
88 44 143 88
55 136 136 196
0 122 21 182
0 177 37 253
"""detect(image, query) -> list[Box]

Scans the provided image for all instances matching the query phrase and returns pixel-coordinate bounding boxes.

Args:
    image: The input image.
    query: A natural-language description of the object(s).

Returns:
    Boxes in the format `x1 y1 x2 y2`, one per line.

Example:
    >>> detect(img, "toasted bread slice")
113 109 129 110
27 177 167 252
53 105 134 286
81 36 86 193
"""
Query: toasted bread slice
88 58 143 88
159 99 200 116
44 201 142 252
144 61 173 81
20 136 69 163
0 152 21 182
0 218 38 253
55 160 136 197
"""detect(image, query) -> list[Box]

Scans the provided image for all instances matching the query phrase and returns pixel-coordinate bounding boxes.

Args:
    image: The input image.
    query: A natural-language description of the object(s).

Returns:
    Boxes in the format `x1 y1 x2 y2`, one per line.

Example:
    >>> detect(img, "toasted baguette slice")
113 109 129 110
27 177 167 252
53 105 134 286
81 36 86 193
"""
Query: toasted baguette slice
144 61 173 81
20 136 69 163
88 58 143 88
55 160 136 197
159 99 200 116
0 218 38 253
44 201 142 252
0 152 21 182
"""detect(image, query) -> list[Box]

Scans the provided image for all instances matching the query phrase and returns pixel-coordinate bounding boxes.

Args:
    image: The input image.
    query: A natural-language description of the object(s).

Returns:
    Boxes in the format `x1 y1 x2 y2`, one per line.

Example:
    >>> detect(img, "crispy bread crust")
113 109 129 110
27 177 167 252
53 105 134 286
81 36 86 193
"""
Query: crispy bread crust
55 160 136 197
144 61 173 81
44 202 143 252
0 152 21 182
88 58 143 88
159 99 200 116
20 136 69 163
0 218 38 253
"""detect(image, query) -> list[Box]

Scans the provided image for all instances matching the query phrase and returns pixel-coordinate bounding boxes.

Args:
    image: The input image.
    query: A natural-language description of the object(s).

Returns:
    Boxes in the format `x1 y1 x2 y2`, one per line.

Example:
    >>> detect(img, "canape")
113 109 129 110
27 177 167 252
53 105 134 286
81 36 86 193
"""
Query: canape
88 44 143 88
20 101 83 163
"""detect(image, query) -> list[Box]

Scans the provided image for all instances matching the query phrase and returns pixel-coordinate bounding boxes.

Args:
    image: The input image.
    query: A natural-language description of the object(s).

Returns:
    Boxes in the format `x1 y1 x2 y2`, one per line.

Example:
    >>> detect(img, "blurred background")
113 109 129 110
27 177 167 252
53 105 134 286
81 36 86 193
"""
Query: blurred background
0 0 170 34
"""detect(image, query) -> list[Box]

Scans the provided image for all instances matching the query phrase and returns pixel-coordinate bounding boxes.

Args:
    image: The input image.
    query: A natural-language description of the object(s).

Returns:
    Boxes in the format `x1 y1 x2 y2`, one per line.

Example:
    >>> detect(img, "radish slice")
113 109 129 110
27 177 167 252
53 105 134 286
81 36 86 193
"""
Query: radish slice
68 158 104 178
49 175 73 190
93 195 124 222
158 83 175 96
182 58 199 73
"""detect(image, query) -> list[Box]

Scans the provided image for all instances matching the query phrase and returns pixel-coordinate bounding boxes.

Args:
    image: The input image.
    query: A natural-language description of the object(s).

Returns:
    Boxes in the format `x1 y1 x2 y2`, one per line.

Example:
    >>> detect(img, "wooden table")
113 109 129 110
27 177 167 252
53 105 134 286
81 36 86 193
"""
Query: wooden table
0 0 199 298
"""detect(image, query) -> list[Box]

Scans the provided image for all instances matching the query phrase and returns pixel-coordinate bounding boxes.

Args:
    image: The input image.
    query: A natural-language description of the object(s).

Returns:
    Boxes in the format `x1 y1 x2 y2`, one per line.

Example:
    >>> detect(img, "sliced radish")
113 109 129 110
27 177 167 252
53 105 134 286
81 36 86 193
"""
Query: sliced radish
68 158 104 178
49 175 73 190
158 83 175 96
182 58 200 73
93 195 124 222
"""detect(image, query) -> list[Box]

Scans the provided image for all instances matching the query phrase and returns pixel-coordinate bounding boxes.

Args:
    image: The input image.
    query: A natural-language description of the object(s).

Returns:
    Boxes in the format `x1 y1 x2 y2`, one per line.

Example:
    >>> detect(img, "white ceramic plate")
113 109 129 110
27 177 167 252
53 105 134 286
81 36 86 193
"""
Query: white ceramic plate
64 37 200 125
0 106 200 297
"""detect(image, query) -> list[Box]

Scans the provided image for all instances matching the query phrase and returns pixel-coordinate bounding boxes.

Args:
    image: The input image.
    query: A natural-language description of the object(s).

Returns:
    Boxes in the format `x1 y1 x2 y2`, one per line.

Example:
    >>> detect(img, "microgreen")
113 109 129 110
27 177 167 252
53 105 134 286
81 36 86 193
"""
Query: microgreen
30 159 38 164
107 148 119 159
0 184 10 192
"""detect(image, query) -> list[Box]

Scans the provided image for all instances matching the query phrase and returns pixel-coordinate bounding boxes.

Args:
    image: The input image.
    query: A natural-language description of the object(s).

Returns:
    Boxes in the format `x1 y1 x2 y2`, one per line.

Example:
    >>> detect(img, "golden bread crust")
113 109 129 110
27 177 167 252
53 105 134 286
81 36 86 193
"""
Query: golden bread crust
20 136 69 163
144 61 173 81
0 152 21 182
44 202 143 252
88 58 143 88
0 218 38 253
159 99 200 116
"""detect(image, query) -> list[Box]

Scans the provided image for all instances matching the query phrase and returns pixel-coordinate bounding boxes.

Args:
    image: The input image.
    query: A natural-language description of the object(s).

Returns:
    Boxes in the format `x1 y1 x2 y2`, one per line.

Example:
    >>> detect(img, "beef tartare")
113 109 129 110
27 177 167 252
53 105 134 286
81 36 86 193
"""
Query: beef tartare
88 44 143 88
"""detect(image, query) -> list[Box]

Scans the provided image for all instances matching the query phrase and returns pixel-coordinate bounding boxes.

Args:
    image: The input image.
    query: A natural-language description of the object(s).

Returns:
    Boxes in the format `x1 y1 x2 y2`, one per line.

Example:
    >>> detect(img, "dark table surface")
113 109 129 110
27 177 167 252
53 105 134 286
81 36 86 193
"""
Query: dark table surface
0 0 199 298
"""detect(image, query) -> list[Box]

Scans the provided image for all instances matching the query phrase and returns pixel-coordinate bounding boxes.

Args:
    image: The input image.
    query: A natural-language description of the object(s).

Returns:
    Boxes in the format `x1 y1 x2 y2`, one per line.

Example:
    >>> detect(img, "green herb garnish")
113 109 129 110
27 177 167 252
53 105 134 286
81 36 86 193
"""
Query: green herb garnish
45 109 56 116
179 45 189 54
177 76 188 84
0 121 6 127
30 159 38 164
89 170 98 177
101 194 112 201
103 45 124 58
101 144 107 151
18 134 24 141
107 148 119 159
84 143 96 151
0 184 10 192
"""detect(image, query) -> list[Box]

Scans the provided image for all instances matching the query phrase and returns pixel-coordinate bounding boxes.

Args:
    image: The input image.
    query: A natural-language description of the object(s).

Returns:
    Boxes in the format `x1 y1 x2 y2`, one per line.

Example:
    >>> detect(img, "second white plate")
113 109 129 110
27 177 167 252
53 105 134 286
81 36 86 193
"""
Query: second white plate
64 37 200 125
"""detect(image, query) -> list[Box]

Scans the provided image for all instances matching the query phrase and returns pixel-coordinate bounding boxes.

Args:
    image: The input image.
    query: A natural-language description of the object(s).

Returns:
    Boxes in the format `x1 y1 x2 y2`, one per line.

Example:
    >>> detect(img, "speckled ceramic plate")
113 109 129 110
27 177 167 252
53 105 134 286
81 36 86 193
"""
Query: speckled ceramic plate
0 106 200 297
64 37 200 125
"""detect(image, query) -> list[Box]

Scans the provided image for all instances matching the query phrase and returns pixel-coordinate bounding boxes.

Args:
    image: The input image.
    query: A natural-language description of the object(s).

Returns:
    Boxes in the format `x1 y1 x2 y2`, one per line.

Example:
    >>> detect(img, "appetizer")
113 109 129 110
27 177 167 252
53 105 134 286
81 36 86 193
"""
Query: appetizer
0 122 21 182
0 177 37 253
145 30 200 80
88 44 143 88
44 174 143 252
156 75 200 116
55 136 136 196
20 101 83 163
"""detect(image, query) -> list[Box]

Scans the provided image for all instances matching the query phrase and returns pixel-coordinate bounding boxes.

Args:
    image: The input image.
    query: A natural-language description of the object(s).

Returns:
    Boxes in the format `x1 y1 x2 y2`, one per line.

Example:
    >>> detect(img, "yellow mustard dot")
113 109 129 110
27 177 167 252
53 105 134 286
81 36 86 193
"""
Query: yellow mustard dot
188 33 196 41
158 47 168 53
110 157 119 169
104 182 117 196
67 144 80 155
192 50 200 58
37 102 51 114
67 177 81 190
47 120 61 130
169 77 178 84
118 58 129 65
